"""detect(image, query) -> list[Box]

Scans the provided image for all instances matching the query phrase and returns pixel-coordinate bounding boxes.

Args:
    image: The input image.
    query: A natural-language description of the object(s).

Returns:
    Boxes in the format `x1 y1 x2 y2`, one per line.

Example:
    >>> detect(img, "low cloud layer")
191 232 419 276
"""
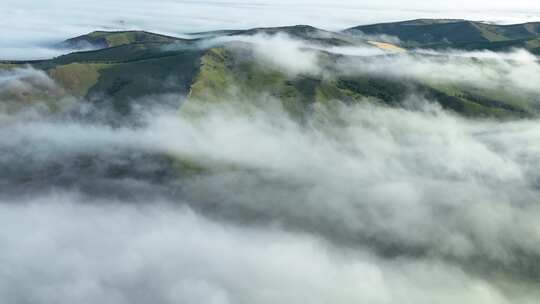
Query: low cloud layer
220 33 540 101
2 88 540 301
340 49 540 97
2 0 540 59
0 194 525 304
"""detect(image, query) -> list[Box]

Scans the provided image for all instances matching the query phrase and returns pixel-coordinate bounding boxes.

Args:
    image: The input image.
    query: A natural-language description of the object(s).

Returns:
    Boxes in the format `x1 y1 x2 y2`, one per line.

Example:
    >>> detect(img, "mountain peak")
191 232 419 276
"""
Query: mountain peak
62 30 183 49
345 19 540 47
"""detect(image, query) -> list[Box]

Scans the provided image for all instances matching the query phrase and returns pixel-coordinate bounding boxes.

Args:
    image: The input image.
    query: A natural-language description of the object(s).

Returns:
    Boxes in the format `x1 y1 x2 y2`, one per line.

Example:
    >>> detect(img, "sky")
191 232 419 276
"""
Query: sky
2 0 540 59
2 0 540 50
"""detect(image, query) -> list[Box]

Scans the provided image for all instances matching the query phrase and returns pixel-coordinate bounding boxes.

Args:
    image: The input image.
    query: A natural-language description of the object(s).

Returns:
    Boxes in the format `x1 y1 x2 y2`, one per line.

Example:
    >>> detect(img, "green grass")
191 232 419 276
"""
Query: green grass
0 63 19 70
185 46 324 120
3 26 538 120
423 83 532 118
48 63 107 96
188 47 236 102
346 19 540 49
525 38 540 49
66 31 185 48
86 49 202 113
184 43 536 120
474 25 508 42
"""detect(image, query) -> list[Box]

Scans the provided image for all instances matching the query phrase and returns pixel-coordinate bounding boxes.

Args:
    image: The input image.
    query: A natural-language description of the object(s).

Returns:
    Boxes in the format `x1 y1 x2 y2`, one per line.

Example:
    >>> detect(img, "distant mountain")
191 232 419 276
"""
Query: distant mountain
229 25 357 46
345 19 540 53
62 30 188 49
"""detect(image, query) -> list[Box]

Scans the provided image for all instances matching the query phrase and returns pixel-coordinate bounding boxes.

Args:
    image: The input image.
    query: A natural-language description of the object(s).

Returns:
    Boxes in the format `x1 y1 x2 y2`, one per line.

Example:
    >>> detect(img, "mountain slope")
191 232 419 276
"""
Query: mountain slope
1 23 538 120
62 30 187 49
346 19 540 51
184 43 533 119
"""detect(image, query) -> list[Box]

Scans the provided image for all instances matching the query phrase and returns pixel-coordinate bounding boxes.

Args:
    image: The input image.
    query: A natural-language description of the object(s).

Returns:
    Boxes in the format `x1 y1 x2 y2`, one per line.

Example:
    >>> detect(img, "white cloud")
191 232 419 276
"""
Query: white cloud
205 33 323 75
3 97 540 267
1 0 540 59
2 71 540 300
337 48 540 98
0 194 516 304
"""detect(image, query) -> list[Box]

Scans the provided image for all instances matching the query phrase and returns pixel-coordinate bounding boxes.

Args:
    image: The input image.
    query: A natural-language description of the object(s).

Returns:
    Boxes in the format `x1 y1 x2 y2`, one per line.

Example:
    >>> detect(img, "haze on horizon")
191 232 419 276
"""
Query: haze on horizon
2 0 540 55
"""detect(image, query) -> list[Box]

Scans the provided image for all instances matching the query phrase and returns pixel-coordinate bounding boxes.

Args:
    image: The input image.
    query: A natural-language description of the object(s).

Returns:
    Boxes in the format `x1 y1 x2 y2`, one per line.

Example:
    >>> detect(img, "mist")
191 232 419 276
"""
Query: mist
1 193 523 304
217 32 540 101
3 86 540 302
3 6 540 302
339 48 540 97
2 0 540 59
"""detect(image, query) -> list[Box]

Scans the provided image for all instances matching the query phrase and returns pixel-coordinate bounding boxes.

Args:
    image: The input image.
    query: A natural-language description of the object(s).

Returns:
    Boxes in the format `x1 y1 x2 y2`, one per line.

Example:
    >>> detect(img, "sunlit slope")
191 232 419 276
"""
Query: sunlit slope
186 46 326 120
185 44 533 119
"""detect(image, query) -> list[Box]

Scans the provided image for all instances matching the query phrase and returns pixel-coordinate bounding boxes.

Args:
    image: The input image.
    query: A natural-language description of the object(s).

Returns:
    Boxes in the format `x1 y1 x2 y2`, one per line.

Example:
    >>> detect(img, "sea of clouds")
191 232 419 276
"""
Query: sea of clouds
2 0 540 59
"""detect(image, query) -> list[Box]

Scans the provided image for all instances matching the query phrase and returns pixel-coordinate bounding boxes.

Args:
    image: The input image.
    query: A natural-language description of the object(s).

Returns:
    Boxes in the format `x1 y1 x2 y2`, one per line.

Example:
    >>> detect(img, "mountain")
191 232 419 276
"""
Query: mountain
345 19 540 53
61 30 188 49
192 25 358 46
229 25 357 46
1 21 539 121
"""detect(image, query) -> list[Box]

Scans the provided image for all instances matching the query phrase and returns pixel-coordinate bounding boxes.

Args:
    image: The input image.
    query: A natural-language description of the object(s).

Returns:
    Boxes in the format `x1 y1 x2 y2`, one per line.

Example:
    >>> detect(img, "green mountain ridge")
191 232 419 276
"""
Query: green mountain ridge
346 19 540 52
62 30 188 49
1 20 539 120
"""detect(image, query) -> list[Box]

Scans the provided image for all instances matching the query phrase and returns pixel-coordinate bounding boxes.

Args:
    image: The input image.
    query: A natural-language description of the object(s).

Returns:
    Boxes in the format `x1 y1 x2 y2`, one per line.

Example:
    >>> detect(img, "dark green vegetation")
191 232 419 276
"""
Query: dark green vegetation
193 25 359 46
2 20 539 120
62 30 187 49
346 19 540 53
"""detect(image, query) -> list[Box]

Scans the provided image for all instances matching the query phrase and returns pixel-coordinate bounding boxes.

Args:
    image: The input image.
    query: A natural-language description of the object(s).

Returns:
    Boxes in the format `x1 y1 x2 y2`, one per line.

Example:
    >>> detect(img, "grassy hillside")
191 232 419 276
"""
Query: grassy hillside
1 24 538 120
62 30 187 49
86 50 203 114
435 37 540 54
185 46 321 120
346 19 540 51
1 48 203 118
194 25 360 47
48 63 106 96
184 43 532 119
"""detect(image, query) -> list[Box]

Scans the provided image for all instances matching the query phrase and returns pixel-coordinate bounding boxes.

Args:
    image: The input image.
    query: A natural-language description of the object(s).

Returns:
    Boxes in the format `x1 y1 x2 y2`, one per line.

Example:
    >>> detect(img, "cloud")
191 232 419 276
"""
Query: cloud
336 48 540 98
1 0 540 59
204 33 323 76
0 67 79 122
198 34 540 102
3 94 540 293
0 193 520 304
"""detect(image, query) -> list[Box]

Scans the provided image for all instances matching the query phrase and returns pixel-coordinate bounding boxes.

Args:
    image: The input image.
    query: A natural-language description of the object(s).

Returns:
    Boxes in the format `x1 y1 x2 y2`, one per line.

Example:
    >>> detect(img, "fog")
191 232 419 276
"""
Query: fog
3 12 540 303
339 49 540 97
2 0 540 59
0 194 522 304
222 33 540 99
3 86 540 302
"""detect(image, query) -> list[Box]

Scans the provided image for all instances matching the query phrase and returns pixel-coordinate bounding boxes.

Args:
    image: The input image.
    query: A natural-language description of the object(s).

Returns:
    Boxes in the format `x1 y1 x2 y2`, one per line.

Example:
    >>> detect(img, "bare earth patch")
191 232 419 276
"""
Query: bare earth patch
367 41 407 52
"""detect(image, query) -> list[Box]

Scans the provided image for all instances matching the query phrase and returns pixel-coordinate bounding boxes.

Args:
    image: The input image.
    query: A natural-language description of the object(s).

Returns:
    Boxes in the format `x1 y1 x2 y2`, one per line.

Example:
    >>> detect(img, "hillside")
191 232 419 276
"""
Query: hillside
346 19 540 53
1 22 539 120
